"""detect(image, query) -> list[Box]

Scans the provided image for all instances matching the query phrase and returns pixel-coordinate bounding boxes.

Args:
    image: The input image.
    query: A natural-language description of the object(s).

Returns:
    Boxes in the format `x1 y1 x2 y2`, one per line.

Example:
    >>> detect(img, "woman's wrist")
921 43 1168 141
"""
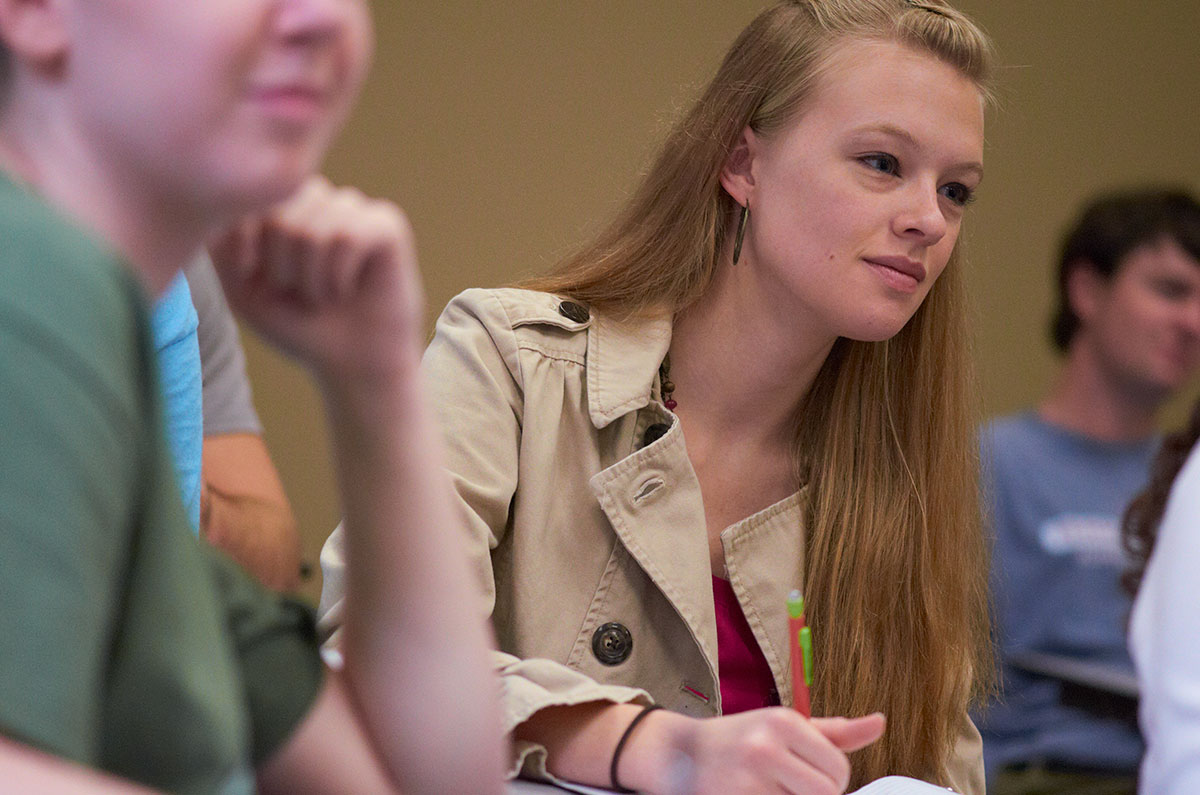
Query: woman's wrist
610 707 695 795
515 701 695 793
610 705 662 791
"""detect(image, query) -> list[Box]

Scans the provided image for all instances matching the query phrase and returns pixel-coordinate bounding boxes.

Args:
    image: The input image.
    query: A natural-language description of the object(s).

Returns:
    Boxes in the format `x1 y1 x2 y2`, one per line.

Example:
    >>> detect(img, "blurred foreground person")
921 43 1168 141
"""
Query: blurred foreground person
0 1 505 791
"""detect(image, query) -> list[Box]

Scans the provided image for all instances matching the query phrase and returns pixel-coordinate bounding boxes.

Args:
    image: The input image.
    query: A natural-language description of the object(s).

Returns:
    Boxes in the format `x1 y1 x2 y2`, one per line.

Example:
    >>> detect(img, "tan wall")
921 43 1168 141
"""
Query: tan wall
240 2 1200 602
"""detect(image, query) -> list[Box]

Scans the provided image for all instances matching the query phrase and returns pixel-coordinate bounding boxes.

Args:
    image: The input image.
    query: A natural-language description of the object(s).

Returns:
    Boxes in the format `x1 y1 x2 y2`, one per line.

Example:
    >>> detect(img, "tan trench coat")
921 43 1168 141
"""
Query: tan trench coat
319 287 984 793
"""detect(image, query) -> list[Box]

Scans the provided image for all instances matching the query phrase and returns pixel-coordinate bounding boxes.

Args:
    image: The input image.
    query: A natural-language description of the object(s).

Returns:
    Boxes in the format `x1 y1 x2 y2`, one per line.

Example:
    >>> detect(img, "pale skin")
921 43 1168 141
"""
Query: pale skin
0 0 505 791
0 738 156 795
519 38 985 795
1039 237 1200 442
215 177 508 794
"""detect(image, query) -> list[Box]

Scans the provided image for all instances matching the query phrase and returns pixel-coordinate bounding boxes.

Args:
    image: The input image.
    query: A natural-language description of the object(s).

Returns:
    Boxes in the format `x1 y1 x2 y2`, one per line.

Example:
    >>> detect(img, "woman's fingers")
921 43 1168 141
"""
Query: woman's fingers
770 712 887 793
678 707 889 795
770 710 853 791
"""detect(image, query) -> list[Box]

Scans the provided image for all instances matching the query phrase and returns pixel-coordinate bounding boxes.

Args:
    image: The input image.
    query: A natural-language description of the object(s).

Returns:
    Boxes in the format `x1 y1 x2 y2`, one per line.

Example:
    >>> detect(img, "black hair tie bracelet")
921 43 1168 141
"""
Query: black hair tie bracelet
610 704 664 793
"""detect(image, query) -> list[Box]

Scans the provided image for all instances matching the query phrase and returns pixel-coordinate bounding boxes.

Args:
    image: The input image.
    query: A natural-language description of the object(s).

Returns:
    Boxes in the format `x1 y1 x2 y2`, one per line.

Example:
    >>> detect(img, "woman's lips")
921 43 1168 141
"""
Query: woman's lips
864 256 926 293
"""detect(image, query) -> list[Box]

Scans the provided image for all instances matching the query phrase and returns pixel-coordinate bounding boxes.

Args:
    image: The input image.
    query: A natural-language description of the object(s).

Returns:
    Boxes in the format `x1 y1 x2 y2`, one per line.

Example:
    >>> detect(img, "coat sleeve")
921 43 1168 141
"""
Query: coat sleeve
943 708 986 795
316 289 649 781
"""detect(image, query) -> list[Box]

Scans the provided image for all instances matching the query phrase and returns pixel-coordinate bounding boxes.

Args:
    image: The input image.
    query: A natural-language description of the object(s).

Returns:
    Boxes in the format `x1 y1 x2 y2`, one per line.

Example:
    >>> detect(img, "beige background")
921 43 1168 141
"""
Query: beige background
238 2 1200 602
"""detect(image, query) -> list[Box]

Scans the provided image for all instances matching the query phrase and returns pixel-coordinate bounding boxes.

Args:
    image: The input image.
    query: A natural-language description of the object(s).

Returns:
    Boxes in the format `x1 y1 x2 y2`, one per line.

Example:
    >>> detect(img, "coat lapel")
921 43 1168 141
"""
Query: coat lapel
589 414 720 688
584 307 672 429
722 491 808 707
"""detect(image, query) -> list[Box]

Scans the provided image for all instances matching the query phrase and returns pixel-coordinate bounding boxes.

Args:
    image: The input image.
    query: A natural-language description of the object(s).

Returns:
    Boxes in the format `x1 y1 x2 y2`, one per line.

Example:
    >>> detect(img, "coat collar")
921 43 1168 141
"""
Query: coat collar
585 306 673 429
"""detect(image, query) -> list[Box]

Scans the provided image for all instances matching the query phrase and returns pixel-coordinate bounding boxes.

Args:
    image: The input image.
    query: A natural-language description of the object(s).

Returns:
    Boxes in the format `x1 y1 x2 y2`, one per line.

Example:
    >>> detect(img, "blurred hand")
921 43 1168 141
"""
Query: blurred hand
210 175 424 384
639 708 886 795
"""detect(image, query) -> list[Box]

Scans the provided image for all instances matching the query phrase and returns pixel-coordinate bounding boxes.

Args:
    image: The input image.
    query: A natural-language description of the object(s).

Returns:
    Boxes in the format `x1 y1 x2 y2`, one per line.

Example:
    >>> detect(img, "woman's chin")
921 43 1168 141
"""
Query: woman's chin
841 316 914 344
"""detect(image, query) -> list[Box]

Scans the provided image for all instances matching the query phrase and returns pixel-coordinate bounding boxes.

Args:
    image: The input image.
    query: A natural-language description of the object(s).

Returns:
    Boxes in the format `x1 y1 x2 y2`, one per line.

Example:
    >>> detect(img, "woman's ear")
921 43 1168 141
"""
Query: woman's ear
719 126 761 207
0 0 68 74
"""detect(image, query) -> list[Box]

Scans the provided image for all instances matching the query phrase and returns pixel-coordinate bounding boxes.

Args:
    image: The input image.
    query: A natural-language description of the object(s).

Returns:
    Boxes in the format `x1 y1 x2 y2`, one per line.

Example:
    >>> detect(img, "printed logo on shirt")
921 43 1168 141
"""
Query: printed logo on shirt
1039 513 1126 566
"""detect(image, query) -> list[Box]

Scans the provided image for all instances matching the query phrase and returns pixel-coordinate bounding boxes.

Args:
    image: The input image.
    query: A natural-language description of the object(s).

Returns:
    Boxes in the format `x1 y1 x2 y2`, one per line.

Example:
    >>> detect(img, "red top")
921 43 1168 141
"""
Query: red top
712 576 780 714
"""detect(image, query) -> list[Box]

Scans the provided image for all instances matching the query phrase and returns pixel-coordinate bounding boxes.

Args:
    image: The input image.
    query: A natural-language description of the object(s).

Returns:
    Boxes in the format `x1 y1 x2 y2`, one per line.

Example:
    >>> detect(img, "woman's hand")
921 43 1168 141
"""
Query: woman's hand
627 707 886 795
210 175 425 386
526 701 885 795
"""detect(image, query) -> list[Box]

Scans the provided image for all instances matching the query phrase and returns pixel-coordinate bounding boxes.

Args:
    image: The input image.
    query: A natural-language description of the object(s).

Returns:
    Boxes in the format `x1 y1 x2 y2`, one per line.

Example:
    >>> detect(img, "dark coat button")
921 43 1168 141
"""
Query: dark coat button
642 423 670 447
557 300 590 323
592 622 633 665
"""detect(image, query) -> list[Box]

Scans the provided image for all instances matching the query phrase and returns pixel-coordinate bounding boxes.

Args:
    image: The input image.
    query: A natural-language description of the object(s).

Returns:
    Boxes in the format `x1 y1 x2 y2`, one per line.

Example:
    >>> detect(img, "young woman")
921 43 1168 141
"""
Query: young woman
322 0 993 792
0 1 504 792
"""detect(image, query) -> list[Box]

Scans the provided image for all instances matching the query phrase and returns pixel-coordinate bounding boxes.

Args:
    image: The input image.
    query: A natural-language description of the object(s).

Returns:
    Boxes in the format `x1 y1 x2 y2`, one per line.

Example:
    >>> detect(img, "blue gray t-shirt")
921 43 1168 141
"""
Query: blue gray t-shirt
975 412 1153 776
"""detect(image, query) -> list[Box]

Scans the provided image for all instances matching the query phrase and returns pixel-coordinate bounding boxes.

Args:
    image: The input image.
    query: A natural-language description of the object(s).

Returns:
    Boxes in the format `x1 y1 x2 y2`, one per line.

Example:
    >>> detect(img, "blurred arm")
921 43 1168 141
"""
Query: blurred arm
188 255 302 590
201 431 302 591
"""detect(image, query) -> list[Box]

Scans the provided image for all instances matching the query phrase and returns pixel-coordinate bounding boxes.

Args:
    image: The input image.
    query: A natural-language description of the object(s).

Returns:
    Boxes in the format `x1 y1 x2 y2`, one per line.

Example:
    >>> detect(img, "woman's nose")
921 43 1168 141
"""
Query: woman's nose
892 182 948 246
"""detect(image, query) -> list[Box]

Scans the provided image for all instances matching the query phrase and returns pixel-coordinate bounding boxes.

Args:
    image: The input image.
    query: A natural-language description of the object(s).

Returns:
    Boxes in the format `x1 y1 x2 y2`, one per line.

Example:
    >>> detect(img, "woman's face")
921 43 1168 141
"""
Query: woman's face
63 0 372 215
736 37 984 342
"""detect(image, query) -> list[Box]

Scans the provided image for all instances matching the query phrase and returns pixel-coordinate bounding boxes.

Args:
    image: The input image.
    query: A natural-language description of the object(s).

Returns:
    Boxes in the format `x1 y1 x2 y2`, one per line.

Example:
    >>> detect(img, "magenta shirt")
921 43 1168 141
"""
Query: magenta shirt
712 576 780 714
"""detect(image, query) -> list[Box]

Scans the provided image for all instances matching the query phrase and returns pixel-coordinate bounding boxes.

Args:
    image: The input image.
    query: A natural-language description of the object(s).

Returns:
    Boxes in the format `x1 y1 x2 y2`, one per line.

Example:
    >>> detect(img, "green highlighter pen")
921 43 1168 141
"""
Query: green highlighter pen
787 589 812 717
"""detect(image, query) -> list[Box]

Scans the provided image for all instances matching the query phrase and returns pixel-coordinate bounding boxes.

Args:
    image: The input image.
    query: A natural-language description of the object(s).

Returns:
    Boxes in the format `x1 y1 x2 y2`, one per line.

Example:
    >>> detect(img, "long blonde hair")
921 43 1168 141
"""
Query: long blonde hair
525 0 993 786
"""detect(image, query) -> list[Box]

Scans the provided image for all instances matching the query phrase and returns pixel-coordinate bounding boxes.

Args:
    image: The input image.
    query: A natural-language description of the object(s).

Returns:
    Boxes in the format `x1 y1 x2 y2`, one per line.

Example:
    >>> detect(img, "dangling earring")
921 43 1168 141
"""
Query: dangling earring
732 201 749 265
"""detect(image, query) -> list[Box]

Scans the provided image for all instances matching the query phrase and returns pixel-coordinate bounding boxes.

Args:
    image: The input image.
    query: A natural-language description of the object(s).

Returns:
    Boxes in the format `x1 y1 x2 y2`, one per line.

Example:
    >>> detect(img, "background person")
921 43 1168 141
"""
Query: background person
975 188 1200 795
188 255 304 591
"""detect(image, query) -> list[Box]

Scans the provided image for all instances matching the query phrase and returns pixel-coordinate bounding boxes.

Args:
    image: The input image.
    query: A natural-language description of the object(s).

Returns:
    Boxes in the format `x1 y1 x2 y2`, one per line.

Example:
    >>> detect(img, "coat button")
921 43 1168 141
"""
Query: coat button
642 423 670 447
557 300 590 323
592 622 633 665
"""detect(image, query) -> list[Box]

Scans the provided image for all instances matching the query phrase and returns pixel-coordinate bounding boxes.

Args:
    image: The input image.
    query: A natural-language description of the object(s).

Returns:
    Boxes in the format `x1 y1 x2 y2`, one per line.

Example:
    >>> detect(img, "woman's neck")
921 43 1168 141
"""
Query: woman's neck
669 256 837 452
0 115 207 298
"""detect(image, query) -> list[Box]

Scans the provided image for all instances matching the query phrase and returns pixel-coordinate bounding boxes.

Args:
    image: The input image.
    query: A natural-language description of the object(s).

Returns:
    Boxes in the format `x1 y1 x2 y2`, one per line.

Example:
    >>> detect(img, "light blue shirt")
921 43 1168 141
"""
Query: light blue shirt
151 271 202 531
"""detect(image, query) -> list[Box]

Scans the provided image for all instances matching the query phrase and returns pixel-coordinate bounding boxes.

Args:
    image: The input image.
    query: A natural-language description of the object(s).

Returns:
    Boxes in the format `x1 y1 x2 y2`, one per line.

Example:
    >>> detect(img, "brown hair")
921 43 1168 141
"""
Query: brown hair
1051 189 1200 352
1123 399 1200 598
524 0 994 786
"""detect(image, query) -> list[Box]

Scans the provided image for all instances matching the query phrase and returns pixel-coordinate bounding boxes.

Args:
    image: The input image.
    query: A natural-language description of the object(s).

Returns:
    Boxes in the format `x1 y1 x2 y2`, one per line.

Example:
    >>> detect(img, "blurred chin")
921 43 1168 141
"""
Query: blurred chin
1155 369 1191 394
1152 353 1200 391
205 151 321 214
1134 366 1187 401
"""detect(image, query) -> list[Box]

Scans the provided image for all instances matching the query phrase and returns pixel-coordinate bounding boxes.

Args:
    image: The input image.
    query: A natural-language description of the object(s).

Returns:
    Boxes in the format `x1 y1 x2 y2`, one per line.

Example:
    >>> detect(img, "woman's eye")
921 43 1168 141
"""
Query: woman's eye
859 153 899 175
940 182 976 207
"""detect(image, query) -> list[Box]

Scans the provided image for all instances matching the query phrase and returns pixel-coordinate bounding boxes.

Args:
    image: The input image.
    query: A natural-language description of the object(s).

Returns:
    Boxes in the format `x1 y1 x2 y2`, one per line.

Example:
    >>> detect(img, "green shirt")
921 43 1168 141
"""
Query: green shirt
0 175 323 793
